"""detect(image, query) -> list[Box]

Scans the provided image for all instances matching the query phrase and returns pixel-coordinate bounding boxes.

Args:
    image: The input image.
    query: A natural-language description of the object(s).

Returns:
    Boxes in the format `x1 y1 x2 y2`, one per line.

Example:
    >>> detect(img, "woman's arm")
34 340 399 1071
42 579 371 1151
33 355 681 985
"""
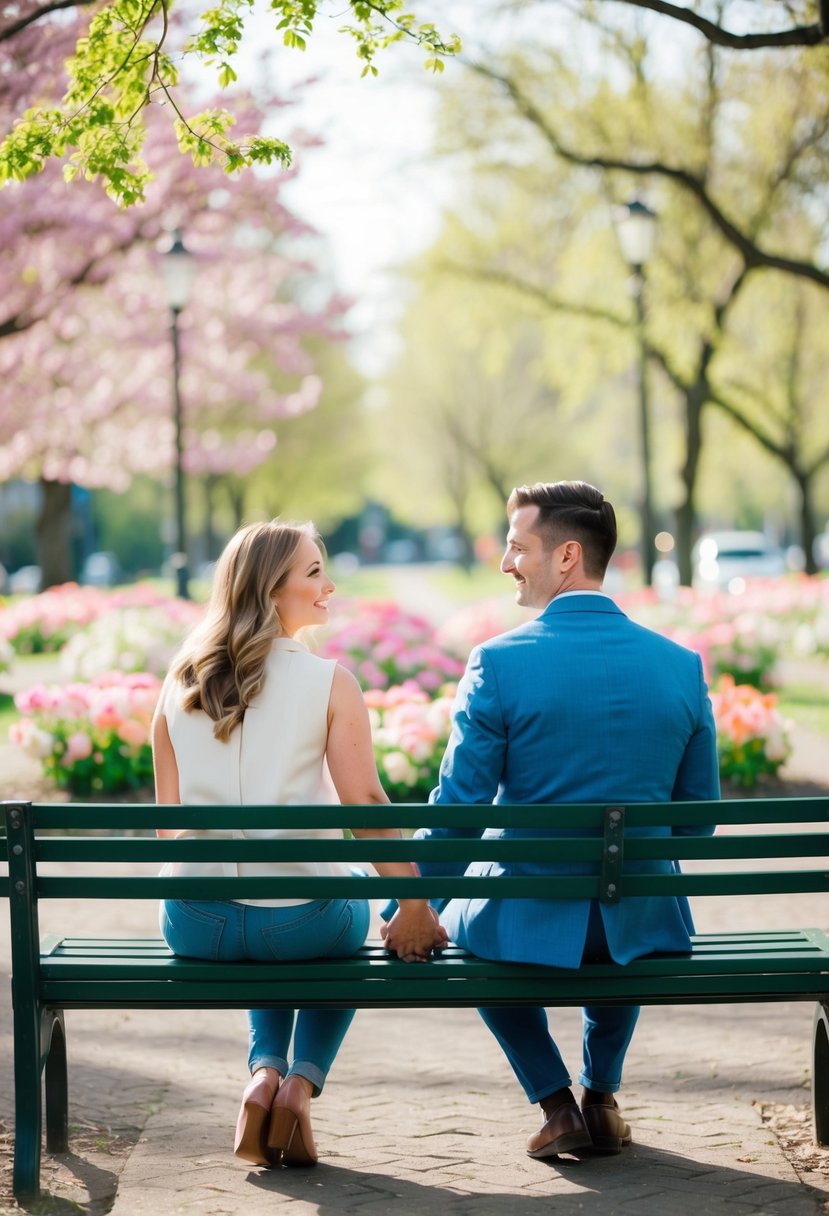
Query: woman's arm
152 712 184 838
326 664 447 960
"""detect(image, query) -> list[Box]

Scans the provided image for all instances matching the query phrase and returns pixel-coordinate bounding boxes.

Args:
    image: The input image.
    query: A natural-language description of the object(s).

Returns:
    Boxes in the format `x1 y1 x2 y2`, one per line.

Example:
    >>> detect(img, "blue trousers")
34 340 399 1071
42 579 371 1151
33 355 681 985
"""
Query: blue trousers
476 903 640 1103
160 898 370 1095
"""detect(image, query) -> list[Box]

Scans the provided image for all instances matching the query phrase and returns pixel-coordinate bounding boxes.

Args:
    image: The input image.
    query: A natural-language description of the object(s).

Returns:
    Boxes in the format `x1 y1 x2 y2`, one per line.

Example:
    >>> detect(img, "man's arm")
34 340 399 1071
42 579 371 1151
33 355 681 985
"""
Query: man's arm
380 645 507 921
671 655 720 837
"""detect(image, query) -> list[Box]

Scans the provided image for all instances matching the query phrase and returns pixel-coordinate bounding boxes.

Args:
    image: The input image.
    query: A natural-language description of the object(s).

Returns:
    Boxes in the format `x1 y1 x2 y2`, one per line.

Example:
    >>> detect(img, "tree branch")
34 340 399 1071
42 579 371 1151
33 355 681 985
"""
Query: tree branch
707 387 790 462
0 0 97 42
440 260 630 328
0 231 146 341
473 64 829 292
598 0 825 49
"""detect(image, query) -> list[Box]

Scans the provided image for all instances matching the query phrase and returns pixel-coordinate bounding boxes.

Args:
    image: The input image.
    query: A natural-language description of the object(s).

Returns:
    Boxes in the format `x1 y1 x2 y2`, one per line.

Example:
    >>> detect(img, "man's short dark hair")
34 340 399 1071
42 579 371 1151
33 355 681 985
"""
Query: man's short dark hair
507 481 617 579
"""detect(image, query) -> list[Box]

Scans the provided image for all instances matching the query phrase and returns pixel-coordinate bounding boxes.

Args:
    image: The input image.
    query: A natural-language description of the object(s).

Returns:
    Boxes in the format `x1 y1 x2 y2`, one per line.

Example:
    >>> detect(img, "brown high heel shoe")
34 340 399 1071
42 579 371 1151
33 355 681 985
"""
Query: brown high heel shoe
234 1068 281 1166
267 1074 318 1167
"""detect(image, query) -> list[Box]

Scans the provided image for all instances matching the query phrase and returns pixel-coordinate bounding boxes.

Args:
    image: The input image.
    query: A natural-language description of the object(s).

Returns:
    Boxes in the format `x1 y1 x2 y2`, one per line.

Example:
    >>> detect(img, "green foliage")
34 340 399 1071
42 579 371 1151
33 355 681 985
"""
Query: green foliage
46 733 155 795
0 0 459 204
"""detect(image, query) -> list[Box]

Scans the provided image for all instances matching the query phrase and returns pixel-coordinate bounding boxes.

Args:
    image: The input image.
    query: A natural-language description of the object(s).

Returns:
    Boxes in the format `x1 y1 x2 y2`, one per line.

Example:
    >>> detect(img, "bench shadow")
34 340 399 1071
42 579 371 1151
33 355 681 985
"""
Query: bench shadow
12 1150 119 1215
242 1142 824 1216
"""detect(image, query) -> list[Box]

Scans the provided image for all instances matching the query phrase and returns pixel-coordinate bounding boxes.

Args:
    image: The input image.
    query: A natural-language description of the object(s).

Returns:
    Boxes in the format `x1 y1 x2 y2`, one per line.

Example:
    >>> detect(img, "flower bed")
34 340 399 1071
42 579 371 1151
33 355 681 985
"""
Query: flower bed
60 602 203 680
366 681 456 802
436 597 536 658
11 672 161 795
709 676 792 788
321 601 464 693
0 584 111 654
10 582 816 798
0 583 204 655
619 577 829 689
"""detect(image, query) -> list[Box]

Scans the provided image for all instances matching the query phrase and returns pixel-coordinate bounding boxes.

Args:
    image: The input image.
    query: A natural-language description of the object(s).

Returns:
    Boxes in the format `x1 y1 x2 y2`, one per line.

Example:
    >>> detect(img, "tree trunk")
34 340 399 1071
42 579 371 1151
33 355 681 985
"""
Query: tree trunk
224 478 246 531
793 468 819 575
37 478 74 589
674 381 706 585
448 489 476 570
202 474 219 561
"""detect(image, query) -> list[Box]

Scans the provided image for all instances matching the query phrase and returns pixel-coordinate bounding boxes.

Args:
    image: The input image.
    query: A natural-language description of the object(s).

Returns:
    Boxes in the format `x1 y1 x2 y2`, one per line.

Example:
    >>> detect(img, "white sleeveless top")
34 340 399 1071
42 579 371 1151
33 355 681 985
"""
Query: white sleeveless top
155 636 351 906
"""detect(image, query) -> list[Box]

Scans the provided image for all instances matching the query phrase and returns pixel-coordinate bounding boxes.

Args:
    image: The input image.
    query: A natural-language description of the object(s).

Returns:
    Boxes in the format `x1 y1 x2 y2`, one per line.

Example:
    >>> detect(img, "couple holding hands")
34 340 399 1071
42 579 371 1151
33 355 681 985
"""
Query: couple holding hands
151 479 719 1168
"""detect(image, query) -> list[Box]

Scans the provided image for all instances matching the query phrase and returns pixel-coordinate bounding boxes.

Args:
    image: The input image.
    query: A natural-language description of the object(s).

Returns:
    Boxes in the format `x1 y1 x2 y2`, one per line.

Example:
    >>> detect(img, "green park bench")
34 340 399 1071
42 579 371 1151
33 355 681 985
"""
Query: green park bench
2 796 828 1200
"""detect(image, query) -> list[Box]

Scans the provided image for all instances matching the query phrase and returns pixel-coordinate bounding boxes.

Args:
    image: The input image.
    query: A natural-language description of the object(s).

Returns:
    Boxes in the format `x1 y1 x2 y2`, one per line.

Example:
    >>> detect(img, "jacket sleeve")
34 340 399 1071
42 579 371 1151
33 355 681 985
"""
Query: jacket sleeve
671 654 720 837
381 646 504 920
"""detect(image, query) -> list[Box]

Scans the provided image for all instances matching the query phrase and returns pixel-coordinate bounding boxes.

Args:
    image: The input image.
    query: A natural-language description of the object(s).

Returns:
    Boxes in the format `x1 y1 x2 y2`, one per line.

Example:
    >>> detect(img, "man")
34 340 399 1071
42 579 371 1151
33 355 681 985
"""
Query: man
389 480 719 1159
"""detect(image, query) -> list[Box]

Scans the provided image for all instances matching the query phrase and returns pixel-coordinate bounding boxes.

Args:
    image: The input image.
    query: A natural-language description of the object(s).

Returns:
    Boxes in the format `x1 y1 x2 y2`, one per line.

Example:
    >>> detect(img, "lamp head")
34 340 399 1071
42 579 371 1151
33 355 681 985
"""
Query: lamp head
162 230 197 312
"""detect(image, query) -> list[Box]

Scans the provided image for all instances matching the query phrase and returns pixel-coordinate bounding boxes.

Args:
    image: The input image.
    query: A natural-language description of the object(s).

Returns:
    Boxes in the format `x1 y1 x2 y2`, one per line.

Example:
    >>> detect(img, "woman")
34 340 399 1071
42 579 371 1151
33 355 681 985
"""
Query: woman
152 520 444 1170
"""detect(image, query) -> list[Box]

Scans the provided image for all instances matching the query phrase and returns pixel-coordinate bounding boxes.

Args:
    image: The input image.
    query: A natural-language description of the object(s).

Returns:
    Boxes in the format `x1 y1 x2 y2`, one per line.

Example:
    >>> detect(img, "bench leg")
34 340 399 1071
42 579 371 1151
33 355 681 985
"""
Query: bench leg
814 1001 829 1147
12 994 43 1201
43 1008 68 1153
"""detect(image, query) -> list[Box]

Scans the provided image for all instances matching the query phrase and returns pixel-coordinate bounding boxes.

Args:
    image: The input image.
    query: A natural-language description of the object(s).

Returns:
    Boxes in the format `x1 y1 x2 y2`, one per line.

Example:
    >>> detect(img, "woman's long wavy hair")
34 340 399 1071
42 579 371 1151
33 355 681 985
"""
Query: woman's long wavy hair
171 520 318 742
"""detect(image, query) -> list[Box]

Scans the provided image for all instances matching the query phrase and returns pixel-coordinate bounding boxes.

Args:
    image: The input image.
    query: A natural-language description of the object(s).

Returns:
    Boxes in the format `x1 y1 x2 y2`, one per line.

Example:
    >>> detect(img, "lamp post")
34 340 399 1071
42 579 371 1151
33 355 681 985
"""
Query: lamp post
614 198 658 586
162 231 197 599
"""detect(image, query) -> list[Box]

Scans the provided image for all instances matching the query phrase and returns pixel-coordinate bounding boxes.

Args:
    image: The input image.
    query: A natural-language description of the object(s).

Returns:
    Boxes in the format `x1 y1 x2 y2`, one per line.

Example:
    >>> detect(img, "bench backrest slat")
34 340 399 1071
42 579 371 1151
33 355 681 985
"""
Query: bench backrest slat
19 796 829 832
4 800 828 912
28 831 829 865
28 869 829 901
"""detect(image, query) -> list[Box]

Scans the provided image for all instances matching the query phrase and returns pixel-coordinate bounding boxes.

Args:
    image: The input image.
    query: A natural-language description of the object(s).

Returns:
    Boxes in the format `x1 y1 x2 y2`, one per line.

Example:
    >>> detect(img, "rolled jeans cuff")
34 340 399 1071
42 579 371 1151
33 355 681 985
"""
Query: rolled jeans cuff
249 1054 289 1077
286 1060 326 1098
577 1071 621 1094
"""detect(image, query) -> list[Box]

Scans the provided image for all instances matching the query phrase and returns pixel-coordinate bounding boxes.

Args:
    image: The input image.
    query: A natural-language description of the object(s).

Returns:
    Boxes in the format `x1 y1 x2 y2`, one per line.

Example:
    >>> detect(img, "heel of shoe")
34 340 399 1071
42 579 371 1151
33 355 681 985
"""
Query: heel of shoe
234 1101 271 1166
268 1106 298 1153
268 1104 316 1167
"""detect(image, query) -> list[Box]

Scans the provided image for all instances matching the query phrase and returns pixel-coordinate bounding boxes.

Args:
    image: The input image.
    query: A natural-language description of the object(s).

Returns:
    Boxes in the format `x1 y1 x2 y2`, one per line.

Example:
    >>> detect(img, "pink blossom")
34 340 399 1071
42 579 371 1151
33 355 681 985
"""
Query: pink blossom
64 731 93 762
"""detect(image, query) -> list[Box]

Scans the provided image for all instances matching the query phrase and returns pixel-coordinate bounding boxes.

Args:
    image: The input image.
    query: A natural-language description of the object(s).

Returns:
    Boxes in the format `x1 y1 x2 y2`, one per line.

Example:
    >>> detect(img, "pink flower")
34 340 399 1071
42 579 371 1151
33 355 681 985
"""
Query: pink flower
118 718 150 748
65 731 93 763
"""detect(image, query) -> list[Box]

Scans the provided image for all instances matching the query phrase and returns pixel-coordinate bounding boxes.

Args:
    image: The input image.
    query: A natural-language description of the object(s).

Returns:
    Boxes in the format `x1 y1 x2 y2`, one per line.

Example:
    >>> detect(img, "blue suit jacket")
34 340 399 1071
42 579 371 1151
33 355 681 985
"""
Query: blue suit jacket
416 593 720 968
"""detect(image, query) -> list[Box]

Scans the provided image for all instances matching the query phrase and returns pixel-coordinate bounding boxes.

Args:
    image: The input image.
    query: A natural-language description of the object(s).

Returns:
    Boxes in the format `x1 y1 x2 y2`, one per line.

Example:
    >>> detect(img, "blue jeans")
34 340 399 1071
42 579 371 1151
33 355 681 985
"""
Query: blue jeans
159 898 370 1095
477 903 640 1103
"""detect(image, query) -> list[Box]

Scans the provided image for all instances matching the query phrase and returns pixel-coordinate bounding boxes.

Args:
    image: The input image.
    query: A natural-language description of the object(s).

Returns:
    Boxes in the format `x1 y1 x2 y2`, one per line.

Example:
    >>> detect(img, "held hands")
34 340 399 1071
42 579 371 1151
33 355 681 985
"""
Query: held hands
380 904 449 963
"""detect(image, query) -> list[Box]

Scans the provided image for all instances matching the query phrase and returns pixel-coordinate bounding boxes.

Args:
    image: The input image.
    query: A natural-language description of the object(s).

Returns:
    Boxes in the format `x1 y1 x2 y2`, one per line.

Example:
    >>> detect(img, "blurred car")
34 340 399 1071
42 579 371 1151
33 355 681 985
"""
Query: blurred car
815 529 829 570
80 551 122 586
692 530 786 594
8 565 41 594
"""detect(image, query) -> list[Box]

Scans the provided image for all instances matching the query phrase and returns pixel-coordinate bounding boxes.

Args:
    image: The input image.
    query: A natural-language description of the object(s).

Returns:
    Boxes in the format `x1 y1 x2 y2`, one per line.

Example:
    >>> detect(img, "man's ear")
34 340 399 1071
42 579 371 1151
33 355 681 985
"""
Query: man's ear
559 540 582 570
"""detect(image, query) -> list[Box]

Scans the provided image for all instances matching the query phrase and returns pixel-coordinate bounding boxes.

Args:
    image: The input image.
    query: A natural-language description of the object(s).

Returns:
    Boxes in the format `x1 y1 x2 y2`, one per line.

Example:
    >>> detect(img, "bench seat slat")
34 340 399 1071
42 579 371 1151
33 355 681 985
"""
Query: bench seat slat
38 975 829 1009
36 933 829 982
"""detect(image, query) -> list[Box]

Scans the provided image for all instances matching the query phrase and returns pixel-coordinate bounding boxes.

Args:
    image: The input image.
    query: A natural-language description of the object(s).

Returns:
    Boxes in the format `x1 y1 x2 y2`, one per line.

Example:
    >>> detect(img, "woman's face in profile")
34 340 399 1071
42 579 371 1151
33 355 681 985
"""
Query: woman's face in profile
275 535 336 636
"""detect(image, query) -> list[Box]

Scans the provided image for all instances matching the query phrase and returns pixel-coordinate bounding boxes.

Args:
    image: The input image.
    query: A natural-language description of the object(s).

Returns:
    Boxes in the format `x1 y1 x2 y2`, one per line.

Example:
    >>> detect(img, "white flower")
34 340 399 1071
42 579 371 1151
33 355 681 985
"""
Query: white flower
763 719 792 763
382 751 418 787
15 723 57 759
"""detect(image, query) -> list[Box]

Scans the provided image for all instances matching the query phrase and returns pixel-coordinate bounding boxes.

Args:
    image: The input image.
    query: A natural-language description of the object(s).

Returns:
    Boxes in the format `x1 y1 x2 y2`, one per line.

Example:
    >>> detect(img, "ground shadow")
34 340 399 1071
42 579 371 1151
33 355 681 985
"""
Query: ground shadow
243 1144 825 1216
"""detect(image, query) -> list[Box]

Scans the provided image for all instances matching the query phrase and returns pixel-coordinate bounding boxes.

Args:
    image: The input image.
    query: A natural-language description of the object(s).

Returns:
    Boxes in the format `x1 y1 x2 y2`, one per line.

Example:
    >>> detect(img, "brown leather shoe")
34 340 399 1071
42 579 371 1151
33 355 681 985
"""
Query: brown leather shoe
582 1099 632 1154
526 1101 592 1158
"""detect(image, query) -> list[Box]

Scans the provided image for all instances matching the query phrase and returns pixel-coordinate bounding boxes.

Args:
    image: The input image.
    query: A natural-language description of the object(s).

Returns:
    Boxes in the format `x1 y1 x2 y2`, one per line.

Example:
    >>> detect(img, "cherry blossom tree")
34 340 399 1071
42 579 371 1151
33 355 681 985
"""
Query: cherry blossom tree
0 60 349 587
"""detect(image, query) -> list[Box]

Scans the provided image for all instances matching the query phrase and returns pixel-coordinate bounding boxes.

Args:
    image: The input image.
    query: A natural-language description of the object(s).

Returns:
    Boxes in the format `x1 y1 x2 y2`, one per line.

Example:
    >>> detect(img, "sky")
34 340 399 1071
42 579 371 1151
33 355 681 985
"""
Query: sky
253 13 456 373
235 2 701 374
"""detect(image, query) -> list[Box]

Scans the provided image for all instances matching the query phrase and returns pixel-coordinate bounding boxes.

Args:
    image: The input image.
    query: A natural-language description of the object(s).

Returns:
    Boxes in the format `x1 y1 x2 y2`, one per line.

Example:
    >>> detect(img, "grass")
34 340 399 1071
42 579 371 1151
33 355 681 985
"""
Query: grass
0 692 18 743
329 564 396 601
424 564 507 603
776 682 829 737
